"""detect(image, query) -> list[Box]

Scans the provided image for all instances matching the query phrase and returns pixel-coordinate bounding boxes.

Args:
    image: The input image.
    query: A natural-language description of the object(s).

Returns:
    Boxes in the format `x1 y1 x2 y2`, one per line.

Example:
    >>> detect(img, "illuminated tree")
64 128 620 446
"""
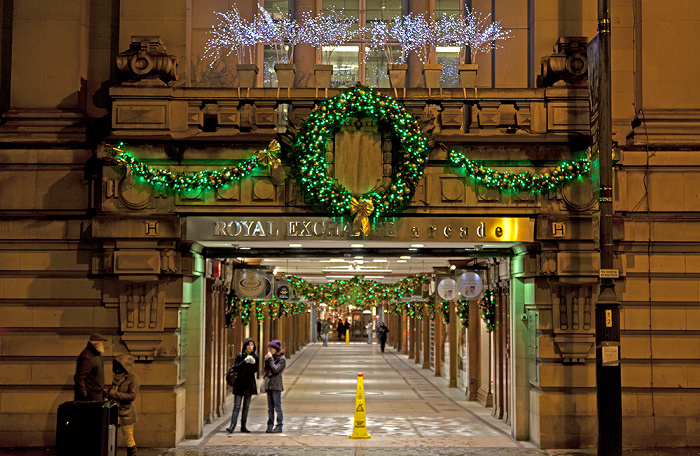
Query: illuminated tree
298 7 358 65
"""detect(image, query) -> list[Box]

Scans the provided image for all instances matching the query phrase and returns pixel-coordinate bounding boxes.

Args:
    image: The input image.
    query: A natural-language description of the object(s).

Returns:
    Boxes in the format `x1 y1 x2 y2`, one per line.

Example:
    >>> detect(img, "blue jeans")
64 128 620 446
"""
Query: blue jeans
322 333 329 346
368 332 372 344
229 394 251 427
267 390 283 430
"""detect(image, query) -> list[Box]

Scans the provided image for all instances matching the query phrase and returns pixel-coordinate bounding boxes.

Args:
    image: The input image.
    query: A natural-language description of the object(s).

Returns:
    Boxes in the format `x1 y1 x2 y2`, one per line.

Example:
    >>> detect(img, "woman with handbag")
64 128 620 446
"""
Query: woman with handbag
263 339 286 433
226 337 259 433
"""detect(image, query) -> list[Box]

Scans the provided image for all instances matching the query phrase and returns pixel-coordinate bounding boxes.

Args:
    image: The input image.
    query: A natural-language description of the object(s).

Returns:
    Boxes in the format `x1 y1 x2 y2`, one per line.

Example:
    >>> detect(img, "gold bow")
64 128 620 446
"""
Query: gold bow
255 140 285 185
350 198 374 236
102 144 134 186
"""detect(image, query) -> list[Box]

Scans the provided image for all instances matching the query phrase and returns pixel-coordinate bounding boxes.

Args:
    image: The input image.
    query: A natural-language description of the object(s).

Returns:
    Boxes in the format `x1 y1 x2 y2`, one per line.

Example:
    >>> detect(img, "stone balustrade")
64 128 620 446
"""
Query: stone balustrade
109 86 590 144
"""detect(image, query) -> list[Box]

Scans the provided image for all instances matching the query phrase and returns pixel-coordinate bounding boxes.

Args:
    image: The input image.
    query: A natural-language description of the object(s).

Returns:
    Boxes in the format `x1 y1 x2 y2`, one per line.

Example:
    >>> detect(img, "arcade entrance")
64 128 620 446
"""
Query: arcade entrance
190 214 533 437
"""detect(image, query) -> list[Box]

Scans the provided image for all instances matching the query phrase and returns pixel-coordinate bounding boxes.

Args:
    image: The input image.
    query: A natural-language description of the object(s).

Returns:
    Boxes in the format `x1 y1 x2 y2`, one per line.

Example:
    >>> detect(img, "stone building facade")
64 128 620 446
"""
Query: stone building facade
0 0 698 450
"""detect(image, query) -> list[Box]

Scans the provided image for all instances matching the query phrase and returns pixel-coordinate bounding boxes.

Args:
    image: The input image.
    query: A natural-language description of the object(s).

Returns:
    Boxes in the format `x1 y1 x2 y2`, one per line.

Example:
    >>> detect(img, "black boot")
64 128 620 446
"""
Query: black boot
225 424 236 434
126 446 137 456
240 421 250 433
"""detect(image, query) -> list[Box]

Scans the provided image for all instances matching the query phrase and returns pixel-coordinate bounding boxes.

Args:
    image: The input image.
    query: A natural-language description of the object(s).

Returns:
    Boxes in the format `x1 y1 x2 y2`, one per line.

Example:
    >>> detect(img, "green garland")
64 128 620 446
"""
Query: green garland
103 86 593 221
448 149 590 193
456 300 469 328
286 275 425 309
478 290 496 332
106 140 281 193
225 291 307 325
292 85 429 225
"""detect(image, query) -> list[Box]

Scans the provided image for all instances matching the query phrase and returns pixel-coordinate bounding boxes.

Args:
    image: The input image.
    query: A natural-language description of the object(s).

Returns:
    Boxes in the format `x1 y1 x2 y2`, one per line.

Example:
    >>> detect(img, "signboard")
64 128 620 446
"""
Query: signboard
234 270 272 299
587 35 600 193
437 278 457 301
275 280 291 301
457 272 484 299
599 269 619 279
185 216 534 243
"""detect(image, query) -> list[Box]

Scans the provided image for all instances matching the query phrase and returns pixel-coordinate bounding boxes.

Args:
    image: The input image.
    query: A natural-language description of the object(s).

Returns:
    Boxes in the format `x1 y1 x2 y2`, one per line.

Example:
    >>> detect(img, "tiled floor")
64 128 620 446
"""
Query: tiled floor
180 341 544 454
4 342 699 455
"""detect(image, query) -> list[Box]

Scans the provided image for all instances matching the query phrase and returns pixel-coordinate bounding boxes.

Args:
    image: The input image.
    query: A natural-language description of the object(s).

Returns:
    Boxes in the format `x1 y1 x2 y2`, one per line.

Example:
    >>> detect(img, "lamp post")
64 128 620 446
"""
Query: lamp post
594 0 621 454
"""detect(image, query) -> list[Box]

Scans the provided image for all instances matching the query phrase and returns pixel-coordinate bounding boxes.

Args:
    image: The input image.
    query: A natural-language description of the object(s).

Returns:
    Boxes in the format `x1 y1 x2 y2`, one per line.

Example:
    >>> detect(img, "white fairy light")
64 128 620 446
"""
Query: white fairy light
258 5 301 64
439 10 510 64
298 7 357 65
204 7 262 66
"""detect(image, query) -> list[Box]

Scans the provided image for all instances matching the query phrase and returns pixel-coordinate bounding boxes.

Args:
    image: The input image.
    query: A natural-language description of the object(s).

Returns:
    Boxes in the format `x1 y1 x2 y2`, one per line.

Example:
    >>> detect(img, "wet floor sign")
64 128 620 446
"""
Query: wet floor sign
349 373 371 439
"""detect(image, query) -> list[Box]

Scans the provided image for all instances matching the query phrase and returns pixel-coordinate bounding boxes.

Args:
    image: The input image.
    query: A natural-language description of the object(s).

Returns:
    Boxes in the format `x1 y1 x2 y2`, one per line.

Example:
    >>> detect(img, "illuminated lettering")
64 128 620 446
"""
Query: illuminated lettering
214 221 227 236
266 221 278 236
251 221 265 236
228 221 242 236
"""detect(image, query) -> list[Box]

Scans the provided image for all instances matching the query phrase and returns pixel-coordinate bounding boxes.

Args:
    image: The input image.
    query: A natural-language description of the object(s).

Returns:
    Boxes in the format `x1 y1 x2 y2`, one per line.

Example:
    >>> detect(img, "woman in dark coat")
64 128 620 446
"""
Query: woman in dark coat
264 339 286 433
106 354 139 456
226 337 259 433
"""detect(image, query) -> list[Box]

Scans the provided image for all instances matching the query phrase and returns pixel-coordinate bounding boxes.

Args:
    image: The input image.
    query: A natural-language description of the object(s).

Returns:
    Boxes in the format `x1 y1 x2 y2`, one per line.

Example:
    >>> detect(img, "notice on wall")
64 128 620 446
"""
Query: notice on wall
601 344 619 366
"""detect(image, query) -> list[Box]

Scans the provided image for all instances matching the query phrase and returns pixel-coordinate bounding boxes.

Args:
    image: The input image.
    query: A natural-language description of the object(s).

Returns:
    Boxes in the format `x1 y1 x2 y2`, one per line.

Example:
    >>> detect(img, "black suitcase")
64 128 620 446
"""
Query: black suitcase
56 401 117 456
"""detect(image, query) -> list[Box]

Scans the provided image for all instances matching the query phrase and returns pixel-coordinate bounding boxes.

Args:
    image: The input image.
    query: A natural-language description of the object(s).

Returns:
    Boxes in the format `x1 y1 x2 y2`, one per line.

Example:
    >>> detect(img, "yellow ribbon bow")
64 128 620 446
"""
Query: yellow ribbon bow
350 198 374 236
255 140 285 185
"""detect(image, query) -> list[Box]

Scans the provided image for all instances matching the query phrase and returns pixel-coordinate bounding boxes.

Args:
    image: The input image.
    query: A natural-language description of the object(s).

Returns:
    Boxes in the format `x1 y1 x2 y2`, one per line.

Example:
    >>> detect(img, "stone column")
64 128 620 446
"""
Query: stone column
184 274 206 439
449 301 458 387
434 310 443 377
293 0 317 87
250 311 259 358
262 313 271 374
406 0 430 87
467 297 479 400
401 311 408 354
407 316 413 357
414 316 421 364
422 310 430 369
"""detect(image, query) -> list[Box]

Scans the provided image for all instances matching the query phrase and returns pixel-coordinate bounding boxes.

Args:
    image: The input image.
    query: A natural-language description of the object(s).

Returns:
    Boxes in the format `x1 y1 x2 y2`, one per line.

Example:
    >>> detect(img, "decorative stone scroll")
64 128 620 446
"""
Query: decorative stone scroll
538 37 589 87
116 36 178 85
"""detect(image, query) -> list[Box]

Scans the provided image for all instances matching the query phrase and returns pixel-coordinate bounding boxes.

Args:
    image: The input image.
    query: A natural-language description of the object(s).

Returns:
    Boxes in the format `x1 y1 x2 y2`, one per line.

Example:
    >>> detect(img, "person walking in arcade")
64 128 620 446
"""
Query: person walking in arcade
264 339 286 433
226 337 259 434
377 322 389 353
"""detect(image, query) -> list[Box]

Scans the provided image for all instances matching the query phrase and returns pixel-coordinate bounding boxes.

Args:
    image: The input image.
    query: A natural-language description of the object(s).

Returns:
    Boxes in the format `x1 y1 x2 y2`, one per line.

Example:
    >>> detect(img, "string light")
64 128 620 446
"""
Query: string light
204 6 263 65
105 141 280 194
439 10 511 63
448 149 590 194
106 86 591 207
292 85 429 220
298 7 357 65
478 290 496 332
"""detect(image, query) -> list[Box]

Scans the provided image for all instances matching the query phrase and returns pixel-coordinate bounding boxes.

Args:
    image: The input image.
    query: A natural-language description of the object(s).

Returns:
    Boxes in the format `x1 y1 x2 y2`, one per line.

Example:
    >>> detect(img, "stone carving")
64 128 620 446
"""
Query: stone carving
161 249 178 274
540 251 557 275
549 283 595 363
117 36 178 85
538 37 589 87
118 279 165 360
103 249 114 273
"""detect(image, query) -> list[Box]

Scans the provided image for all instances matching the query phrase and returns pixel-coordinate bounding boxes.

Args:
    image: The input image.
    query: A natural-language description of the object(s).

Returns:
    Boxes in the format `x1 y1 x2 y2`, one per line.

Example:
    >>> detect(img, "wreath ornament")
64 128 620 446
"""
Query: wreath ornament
292 85 430 235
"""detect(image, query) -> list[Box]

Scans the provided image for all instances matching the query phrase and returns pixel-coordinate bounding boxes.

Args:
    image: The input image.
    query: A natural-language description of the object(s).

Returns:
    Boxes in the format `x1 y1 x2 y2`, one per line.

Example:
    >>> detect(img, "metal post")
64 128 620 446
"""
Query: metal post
595 0 621 454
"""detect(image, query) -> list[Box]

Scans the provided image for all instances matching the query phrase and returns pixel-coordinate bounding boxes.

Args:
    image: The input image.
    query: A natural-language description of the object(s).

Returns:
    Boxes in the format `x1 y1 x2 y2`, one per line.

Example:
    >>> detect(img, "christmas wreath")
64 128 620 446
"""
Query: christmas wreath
291 85 429 234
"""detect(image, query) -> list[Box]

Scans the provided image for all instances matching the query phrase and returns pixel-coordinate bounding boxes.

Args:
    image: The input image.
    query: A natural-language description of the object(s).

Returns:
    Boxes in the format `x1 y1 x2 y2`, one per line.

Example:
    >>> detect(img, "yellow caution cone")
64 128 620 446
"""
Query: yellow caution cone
349 373 371 439
345 329 350 344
